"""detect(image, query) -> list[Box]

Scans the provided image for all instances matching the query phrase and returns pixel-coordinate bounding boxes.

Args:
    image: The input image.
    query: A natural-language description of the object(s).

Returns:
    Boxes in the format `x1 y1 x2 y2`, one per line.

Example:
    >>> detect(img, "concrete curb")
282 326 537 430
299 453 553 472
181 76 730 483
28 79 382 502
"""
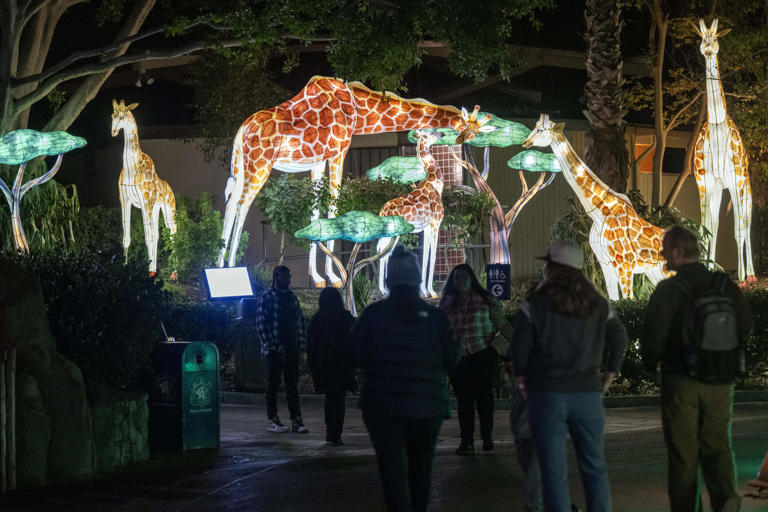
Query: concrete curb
221 389 768 410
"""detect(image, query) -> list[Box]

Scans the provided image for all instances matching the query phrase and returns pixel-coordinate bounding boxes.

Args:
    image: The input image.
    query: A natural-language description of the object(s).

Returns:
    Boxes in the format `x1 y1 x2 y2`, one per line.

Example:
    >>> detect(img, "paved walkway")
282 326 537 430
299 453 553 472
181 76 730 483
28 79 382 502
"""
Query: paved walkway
2 396 767 511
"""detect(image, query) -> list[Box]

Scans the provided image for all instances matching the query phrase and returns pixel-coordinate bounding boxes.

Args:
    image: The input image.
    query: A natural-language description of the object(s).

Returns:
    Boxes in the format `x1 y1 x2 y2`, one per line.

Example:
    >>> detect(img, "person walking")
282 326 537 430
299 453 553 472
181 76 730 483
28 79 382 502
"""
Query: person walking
348 245 459 512
439 263 514 455
641 226 752 512
511 241 628 512
255 265 309 434
308 287 355 446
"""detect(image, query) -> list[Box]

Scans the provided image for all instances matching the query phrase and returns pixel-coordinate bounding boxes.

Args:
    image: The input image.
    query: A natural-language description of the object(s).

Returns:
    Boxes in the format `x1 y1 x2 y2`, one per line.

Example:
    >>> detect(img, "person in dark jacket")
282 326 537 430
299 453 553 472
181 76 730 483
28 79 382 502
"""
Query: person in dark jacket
511 241 628 512
347 245 460 512
308 287 355 446
641 226 752 512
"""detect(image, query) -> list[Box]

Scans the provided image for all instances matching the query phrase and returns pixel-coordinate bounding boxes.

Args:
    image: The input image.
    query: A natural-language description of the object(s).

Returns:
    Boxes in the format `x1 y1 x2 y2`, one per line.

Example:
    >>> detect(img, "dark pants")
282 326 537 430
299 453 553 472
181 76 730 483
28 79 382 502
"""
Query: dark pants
450 347 498 443
510 390 543 512
324 382 346 442
265 350 301 420
363 414 443 512
661 372 739 512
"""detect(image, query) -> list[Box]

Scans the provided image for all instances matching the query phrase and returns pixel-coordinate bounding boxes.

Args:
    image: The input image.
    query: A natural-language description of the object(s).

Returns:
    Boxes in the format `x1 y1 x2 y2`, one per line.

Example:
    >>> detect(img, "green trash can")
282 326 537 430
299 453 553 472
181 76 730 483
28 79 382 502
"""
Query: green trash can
149 341 220 451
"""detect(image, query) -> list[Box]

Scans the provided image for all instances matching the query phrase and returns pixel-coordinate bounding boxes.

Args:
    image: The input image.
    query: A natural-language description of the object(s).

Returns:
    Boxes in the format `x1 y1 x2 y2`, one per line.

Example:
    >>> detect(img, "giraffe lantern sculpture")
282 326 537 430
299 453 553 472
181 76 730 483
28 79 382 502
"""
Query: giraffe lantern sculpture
216 76 491 287
522 115 671 299
692 19 756 286
111 99 177 275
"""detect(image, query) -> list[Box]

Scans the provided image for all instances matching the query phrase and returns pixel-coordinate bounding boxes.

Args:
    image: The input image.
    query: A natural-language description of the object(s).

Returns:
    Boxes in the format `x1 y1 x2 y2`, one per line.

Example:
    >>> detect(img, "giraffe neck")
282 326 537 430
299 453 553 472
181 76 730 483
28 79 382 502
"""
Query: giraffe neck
120 116 142 176
704 54 728 125
417 144 443 195
550 132 615 220
347 81 463 134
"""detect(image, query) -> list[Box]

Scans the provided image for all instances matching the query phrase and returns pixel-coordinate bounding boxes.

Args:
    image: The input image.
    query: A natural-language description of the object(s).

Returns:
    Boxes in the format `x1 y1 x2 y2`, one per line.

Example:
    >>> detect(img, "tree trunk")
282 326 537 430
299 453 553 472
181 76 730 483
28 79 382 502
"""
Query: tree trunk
650 0 668 207
664 101 706 207
583 0 629 193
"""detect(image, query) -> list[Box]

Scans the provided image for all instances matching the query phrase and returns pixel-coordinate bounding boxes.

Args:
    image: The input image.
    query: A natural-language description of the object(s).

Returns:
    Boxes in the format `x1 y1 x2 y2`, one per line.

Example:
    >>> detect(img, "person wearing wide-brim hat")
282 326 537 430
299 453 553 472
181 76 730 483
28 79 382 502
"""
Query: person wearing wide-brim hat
510 240 629 512
347 245 459 512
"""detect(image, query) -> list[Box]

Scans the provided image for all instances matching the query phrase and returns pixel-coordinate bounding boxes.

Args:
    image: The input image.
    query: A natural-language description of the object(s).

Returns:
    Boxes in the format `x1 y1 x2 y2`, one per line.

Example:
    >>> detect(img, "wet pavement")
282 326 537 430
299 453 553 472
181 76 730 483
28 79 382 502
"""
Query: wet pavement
2 396 767 511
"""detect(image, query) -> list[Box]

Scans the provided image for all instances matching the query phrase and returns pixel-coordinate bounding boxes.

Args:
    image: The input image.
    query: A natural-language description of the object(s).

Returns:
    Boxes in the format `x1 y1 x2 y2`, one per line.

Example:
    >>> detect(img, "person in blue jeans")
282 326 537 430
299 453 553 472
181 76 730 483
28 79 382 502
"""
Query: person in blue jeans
511 241 628 512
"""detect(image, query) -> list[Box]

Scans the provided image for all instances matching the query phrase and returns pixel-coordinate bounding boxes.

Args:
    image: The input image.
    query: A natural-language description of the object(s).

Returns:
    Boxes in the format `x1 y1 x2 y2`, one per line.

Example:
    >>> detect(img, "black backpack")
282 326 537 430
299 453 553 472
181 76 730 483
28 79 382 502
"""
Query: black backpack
676 273 743 384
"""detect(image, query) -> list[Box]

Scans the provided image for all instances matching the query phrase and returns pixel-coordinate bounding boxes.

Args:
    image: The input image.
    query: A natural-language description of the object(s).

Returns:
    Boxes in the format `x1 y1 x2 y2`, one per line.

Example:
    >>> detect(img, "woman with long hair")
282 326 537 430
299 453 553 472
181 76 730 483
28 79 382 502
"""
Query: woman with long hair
347 245 459 512
511 241 628 512
440 263 514 455
308 287 355 445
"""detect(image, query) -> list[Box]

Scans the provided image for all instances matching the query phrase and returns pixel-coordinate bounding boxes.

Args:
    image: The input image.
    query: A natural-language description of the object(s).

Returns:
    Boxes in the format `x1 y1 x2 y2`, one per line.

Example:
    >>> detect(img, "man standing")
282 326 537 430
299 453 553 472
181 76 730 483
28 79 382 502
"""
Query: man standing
641 226 752 512
256 265 309 434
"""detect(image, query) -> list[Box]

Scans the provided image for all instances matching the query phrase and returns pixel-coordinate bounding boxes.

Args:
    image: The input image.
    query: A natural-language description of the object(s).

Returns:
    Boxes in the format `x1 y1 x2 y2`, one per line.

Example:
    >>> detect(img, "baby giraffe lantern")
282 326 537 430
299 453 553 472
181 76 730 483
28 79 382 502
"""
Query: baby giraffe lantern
111 99 177 275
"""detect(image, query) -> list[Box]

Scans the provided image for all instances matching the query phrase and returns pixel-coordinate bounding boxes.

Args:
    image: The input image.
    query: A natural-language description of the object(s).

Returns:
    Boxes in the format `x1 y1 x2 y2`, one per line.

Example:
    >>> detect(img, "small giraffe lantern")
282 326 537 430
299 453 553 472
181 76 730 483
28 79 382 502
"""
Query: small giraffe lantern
692 19 756 286
522 115 671 299
111 99 177 275
217 76 491 287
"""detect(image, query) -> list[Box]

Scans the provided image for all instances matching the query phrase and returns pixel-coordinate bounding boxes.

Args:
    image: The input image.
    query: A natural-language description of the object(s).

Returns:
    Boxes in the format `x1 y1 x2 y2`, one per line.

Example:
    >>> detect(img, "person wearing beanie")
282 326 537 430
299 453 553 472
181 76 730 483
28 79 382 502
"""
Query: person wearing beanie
255 265 309 434
511 241 628 512
347 245 459 512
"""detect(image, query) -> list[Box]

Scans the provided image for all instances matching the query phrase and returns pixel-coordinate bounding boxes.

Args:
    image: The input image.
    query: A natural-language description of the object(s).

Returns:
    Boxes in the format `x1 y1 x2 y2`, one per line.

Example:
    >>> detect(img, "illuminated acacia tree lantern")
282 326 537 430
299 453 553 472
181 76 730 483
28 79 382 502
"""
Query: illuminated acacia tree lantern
522 114 670 299
366 156 426 184
0 129 86 253
376 130 465 299
111 99 177 276
692 19 756 286
406 114 533 265
295 211 414 316
217 76 492 289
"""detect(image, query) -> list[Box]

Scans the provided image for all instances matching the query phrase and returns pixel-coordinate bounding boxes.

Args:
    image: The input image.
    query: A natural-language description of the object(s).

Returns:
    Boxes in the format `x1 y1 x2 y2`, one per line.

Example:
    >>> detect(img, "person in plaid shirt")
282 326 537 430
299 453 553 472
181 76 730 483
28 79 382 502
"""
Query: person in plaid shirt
439 264 514 455
256 265 308 433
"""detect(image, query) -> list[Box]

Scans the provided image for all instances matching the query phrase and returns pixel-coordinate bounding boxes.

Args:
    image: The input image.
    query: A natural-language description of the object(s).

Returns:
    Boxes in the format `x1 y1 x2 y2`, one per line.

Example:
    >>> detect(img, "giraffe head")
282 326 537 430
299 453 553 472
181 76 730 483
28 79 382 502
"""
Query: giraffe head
454 105 496 144
693 18 730 59
521 114 566 149
413 129 443 149
111 99 139 137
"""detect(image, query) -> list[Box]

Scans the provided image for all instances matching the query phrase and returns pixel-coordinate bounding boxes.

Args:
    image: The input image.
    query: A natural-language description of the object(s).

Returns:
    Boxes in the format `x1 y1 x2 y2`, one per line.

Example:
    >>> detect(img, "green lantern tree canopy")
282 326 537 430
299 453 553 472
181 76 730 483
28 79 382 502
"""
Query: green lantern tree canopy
0 129 87 165
508 150 561 173
366 156 426 184
295 211 414 244
407 113 529 148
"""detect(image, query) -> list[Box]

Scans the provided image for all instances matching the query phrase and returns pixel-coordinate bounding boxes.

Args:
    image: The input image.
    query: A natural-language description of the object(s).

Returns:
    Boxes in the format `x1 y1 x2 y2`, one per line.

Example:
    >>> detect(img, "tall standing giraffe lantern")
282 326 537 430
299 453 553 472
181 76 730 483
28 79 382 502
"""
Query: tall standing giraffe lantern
111 99 177 275
692 19 756 286
522 115 671 299
216 76 491 287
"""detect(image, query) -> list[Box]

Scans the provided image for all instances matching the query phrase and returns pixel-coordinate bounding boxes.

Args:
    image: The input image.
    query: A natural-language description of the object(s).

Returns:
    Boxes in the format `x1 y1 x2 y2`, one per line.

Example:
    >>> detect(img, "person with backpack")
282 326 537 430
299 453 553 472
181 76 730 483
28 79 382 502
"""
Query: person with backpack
641 226 753 512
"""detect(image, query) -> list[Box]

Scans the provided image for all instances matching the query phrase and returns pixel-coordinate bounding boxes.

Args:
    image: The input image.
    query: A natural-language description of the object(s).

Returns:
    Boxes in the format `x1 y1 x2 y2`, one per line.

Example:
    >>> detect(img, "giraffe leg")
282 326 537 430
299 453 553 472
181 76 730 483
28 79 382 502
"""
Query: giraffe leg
704 186 723 266
644 263 667 287
617 267 633 300
120 190 132 258
728 179 756 285
324 153 346 287
597 259 620 301
140 205 157 275
419 230 431 298
308 161 328 287
149 204 162 275
426 227 440 299
377 236 394 296
228 194 256 268
218 138 247 268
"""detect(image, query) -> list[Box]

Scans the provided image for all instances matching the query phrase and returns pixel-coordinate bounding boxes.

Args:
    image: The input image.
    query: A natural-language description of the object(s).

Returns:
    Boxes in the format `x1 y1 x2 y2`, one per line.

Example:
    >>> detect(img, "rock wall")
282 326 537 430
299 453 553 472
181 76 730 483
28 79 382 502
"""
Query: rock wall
91 391 149 471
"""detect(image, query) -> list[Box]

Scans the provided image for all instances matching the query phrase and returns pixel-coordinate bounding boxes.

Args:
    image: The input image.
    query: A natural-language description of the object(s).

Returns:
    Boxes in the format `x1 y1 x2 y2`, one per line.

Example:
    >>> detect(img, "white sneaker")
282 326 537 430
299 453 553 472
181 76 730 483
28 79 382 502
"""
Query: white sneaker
292 417 309 433
268 416 289 433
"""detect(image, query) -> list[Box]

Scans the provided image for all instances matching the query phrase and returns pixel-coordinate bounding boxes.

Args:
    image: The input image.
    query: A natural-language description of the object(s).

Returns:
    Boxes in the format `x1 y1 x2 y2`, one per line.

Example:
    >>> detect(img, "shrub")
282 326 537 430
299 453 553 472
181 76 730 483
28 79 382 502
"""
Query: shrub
14 248 167 396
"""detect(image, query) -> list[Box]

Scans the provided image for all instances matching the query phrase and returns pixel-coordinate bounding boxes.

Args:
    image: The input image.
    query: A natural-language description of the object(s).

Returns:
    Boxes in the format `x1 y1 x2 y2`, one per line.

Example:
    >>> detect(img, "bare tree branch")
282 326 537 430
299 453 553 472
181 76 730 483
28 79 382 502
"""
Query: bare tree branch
665 91 702 133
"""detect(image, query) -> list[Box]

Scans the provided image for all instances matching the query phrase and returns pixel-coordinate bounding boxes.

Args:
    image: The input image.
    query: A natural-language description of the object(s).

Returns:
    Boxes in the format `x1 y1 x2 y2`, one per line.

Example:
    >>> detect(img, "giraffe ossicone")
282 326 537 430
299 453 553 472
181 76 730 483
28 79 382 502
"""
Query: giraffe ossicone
216 76 490 287
522 114 670 300
377 129 445 299
112 99 177 276
692 18 756 286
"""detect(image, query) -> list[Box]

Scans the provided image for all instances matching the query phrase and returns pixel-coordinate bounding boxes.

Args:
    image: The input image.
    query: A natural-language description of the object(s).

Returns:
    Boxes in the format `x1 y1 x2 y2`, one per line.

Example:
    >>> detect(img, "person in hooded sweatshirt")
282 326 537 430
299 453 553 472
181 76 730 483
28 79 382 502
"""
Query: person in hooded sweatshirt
308 287 356 445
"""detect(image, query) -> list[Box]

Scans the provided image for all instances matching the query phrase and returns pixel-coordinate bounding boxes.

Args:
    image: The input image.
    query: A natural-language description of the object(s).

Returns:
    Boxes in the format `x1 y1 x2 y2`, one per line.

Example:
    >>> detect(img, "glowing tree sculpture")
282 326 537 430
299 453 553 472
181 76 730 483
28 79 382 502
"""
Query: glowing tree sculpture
522 114 670 299
366 156 426 184
692 19 756 286
217 76 492 288
0 129 86 253
295 211 413 316
376 130 470 298
111 99 177 275
449 148 559 265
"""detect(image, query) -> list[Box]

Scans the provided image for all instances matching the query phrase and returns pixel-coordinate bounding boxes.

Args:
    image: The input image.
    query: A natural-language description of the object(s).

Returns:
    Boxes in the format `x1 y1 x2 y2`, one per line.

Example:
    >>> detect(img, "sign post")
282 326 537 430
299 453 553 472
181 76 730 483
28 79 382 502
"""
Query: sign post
485 263 510 301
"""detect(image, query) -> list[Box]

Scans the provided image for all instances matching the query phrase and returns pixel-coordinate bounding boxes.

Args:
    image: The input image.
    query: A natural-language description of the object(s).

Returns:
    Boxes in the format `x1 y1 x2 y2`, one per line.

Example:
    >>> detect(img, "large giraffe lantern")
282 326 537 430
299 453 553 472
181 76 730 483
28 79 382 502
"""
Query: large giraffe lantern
522 115 671 299
217 76 491 287
111 99 177 275
692 19 756 286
